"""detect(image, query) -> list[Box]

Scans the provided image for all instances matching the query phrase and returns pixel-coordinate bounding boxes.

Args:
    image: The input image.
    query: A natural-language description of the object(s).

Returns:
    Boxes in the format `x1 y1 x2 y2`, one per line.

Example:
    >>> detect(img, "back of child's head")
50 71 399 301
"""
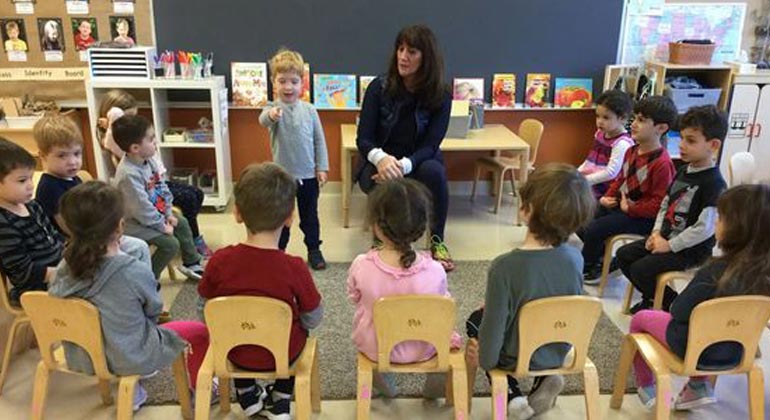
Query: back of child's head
98 89 136 118
33 113 83 156
595 90 633 118
679 105 728 141
269 48 304 77
715 184 770 296
0 137 36 181
112 114 151 153
366 178 432 268
633 96 678 133
519 163 595 246
60 181 124 280
235 162 297 234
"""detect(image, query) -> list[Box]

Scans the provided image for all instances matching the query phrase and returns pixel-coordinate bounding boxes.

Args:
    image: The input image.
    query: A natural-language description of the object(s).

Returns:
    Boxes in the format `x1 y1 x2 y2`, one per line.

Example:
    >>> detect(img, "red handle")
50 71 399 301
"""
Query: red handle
755 124 763 138
745 123 754 137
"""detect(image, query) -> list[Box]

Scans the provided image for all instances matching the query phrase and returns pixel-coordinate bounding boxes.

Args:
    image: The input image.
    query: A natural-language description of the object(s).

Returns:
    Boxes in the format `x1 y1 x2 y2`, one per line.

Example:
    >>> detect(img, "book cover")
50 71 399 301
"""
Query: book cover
313 74 357 108
554 78 593 108
525 73 551 108
492 73 516 107
301 63 311 102
359 75 376 103
453 78 484 104
231 62 268 107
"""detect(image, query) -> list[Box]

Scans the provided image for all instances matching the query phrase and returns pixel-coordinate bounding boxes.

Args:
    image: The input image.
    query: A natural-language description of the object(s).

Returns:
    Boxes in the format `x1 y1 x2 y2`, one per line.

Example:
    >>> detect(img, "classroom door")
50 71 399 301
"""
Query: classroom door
749 85 770 183
720 84 759 180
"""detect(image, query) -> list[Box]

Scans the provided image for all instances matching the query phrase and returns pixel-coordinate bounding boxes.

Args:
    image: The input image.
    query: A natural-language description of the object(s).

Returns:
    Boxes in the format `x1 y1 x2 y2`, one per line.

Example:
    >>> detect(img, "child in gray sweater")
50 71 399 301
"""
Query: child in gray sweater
465 164 596 418
259 49 329 270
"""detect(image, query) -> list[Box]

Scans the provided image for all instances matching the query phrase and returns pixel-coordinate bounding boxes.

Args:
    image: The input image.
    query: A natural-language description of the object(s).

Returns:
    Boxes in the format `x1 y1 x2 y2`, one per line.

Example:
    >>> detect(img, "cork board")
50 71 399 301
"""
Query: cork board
0 0 154 101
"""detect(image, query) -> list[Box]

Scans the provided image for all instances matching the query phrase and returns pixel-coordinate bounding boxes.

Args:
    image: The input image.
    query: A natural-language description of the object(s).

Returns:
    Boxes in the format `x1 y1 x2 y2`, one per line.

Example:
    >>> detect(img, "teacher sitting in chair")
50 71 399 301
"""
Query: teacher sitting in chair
356 24 454 271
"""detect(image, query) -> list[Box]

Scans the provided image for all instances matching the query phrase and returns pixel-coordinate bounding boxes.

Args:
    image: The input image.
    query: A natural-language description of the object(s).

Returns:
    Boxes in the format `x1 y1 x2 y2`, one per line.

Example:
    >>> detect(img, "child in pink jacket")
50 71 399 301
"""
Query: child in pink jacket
348 178 462 397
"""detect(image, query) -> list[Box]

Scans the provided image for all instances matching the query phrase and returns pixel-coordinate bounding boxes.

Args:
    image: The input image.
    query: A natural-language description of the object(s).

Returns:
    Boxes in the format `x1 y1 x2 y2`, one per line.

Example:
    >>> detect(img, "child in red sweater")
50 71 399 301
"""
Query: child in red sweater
580 96 677 283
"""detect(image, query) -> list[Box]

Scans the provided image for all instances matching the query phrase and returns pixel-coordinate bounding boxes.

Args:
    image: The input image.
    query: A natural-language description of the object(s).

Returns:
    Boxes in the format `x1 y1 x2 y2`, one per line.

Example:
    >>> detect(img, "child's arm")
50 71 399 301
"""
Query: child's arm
258 104 280 128
436 270 464 350
667 207 718 252
669 267 717 323
311 107 330 174
0 224 50 292
103 108 127 159
197 253 220 298
346 259 362 304
300 305 324 330
116 170 167 233
129 261 164 322
585 141 633 185
477 263 515 370
603 147 632 199
626 159 674 219
405 94 452 174
292 262 323 330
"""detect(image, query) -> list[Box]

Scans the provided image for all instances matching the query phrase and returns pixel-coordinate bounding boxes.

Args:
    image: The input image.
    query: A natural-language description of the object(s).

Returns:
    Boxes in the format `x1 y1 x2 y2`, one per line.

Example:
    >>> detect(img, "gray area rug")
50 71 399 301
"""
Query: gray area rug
144 261 634 404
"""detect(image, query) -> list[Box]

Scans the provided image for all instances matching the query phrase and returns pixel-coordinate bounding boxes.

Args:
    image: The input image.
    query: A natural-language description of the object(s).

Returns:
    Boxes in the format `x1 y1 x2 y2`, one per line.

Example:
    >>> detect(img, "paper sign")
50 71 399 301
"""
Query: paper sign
8 51 27 62
451 100 469 117
0 68 88 81
114 2 135 14
14 1 34 14
44 51 64 62
66 1 89 14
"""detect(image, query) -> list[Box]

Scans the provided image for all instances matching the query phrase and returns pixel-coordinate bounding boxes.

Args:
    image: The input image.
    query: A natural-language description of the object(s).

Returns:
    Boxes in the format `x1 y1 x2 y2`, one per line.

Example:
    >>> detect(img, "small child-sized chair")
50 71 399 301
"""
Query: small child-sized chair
194 296 320 420
468 296 602 419
611 295 770 420
0 270 30 395
356 295 468 420
20 291 192 420
622 270 695 313
597 234 644 297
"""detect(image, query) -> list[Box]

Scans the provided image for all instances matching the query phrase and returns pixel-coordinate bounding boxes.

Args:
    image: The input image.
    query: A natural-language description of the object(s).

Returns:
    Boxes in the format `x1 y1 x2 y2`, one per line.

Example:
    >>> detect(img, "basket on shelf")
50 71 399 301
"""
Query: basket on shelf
668 42 716 65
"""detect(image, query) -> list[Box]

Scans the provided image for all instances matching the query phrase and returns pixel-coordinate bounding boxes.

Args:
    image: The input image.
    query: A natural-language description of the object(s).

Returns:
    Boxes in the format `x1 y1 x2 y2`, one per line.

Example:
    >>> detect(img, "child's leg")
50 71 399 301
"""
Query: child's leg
167 181 204 239
147 234 179 279
623 250 690 308
296 178 321 251
172 214 202 265
160 320 209 389
119 235 151 267
464 309 521 402
271 376 296 397
579 209 655 267
629 310 673 387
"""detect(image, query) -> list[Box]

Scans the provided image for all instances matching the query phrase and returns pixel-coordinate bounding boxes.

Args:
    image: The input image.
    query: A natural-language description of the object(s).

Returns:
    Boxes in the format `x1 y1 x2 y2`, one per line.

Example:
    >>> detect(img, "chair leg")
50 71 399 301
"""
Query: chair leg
582 360 600 420
193 373 213 420
30 361 50 420
445 370 454 406
465 345 477 412
295 372 312 420
168 264 178 281
610 336 636 409
494 169 505 214
597 238 615 297
116 376 138 420
654 373 671 420
172 354 193 419
451 364 469 420
489 371 508 420
311 351 321 413
652 275 670 310
98 379 114 405
219 377 231 414
356 360 373 420
748 366 765 420
622 282 635 314
0 317 26 395
471 165 481 202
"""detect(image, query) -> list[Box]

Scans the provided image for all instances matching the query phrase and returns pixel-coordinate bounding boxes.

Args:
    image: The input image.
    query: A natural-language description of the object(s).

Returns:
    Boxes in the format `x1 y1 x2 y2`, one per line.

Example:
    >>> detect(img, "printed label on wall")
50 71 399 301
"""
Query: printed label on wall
14 1 34 14
66 1 89 15
114 1 135 14
0 68 87 81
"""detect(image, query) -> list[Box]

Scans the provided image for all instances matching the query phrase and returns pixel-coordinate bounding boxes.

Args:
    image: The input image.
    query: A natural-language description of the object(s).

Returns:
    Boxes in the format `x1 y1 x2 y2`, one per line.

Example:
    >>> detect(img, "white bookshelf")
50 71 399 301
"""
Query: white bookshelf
85 76 232 209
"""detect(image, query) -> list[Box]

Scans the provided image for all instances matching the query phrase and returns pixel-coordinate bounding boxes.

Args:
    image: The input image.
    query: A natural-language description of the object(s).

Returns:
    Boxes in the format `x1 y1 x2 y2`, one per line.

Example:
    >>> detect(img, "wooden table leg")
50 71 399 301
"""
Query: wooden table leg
342 148 351 228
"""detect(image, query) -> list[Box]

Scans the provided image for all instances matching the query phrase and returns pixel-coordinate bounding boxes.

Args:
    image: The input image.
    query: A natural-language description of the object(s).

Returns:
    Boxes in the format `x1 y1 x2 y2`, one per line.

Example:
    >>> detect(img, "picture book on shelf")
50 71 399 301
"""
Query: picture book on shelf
301 63 311 102
554 78 593 108
359 75 376 102
231 62 268 107
453 78 484 104
525 73 551 108
492 73 516 107
313 74 357 108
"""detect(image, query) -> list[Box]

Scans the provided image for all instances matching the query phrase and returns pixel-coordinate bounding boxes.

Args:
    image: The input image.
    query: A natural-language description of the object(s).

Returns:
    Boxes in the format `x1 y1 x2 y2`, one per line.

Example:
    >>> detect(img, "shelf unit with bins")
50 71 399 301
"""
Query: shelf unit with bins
645 61 733 110
85 76 232 209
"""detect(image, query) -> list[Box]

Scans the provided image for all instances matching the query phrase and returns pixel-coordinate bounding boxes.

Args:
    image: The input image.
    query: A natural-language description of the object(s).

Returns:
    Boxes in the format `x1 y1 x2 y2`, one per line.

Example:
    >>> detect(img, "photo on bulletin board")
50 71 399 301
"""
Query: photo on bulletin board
38 18 65 52
1 18 28 52
109 15 135 46
71 17 97 51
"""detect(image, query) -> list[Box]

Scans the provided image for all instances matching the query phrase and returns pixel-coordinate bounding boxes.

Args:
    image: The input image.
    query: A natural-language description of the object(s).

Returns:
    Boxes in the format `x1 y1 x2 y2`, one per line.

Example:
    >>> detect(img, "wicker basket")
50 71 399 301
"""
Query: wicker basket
668 42 716 65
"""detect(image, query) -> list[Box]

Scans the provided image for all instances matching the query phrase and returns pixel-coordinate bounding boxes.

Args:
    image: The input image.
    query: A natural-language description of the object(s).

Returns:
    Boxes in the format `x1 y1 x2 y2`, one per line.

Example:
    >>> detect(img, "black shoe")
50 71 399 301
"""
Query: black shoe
308 249 326 270
583 264 602 285
629 299 653 315
236 384 267 417
260 386 291 420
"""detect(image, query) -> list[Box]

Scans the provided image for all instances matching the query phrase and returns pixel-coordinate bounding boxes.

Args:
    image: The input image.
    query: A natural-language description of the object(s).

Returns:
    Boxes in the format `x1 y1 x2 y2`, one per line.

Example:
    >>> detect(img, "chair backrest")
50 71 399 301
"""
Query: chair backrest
373 295 456 371
518 119 545 166
729 152 756 187
19 291 113 379
204 296 293 377
683 295 770 374
77 170 94 182
515 296 602 375
0 270 23 315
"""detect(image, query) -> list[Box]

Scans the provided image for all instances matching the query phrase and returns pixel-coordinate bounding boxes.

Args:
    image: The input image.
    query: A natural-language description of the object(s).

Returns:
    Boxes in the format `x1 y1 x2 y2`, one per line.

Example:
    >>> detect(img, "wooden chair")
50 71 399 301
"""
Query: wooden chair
729 152 756 187
357 295 467 420
596 234 645 297
611 295 770 420
19 291 192 420
470 119 544 215
467 296 602 419
0 270 30 395
622 270 695 314
195 296 320 420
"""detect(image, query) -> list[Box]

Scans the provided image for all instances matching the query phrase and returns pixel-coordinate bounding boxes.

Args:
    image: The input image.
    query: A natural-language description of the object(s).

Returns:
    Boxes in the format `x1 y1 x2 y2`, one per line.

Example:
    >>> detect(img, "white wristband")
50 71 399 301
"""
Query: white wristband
367 148 389 165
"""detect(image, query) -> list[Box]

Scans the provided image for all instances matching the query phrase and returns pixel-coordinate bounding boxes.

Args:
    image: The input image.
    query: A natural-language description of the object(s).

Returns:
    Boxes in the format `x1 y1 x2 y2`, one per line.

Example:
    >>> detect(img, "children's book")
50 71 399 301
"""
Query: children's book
231 62 268 107
492 73 516 108
453 78 484 104
313 74 357 108
525 73 551 108
359 75 376 103
554 78 593 108
301 63 311 102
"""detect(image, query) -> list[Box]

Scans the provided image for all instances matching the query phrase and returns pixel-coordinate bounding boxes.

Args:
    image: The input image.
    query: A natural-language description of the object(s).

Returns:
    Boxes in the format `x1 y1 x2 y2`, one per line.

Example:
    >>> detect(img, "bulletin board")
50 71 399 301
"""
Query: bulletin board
0 0 154 101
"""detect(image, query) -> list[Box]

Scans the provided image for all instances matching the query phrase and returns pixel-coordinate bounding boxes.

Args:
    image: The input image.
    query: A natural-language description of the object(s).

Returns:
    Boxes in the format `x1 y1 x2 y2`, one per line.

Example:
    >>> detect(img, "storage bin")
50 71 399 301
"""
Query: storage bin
185 128 213 143
664 87 722 114
169 168 198 186
163 127 186 143
668 42 716 65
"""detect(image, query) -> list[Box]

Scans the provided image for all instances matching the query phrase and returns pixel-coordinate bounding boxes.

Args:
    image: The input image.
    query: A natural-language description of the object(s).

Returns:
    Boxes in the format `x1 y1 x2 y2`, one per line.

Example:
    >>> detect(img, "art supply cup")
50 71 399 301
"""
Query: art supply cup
192 62 203 79
162 61 176 78
203 61 213 78
180 62 192 79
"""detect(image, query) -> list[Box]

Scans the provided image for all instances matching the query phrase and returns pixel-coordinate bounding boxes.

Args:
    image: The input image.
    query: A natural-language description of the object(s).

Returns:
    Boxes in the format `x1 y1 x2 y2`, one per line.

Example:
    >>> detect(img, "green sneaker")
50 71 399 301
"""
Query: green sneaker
430 235 455 272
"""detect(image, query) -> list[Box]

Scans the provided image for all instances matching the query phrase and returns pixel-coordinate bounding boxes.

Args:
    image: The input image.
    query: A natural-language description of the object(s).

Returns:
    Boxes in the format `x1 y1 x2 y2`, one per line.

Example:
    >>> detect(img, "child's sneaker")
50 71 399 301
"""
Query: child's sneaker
527 374 564 415
260 385 292 420
308 249 326 271
177 263 204 281
637 384 657 410
373 371 398 398
507 396 535 419
194 236 214 258
430 236 455 272
674 378 716 410
133 383 148 412
236 383 267 416
582 263 602 285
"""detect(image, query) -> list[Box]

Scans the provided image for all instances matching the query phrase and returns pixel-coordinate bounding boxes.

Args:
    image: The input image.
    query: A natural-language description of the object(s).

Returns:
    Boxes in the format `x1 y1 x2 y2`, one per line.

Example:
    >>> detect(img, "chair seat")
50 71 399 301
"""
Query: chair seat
477 155 524 170
357 349 464 373
630 333 747 376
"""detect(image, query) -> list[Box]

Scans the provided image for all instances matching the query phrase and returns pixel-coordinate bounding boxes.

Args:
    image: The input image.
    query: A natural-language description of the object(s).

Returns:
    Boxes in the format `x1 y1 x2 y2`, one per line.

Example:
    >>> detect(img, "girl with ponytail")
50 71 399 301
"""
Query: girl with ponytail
347 178 462 396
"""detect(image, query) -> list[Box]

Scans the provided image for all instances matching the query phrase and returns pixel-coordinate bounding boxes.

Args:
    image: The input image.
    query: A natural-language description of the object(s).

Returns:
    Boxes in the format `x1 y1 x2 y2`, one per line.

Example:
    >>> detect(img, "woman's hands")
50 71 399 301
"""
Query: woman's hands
372 155 403 183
